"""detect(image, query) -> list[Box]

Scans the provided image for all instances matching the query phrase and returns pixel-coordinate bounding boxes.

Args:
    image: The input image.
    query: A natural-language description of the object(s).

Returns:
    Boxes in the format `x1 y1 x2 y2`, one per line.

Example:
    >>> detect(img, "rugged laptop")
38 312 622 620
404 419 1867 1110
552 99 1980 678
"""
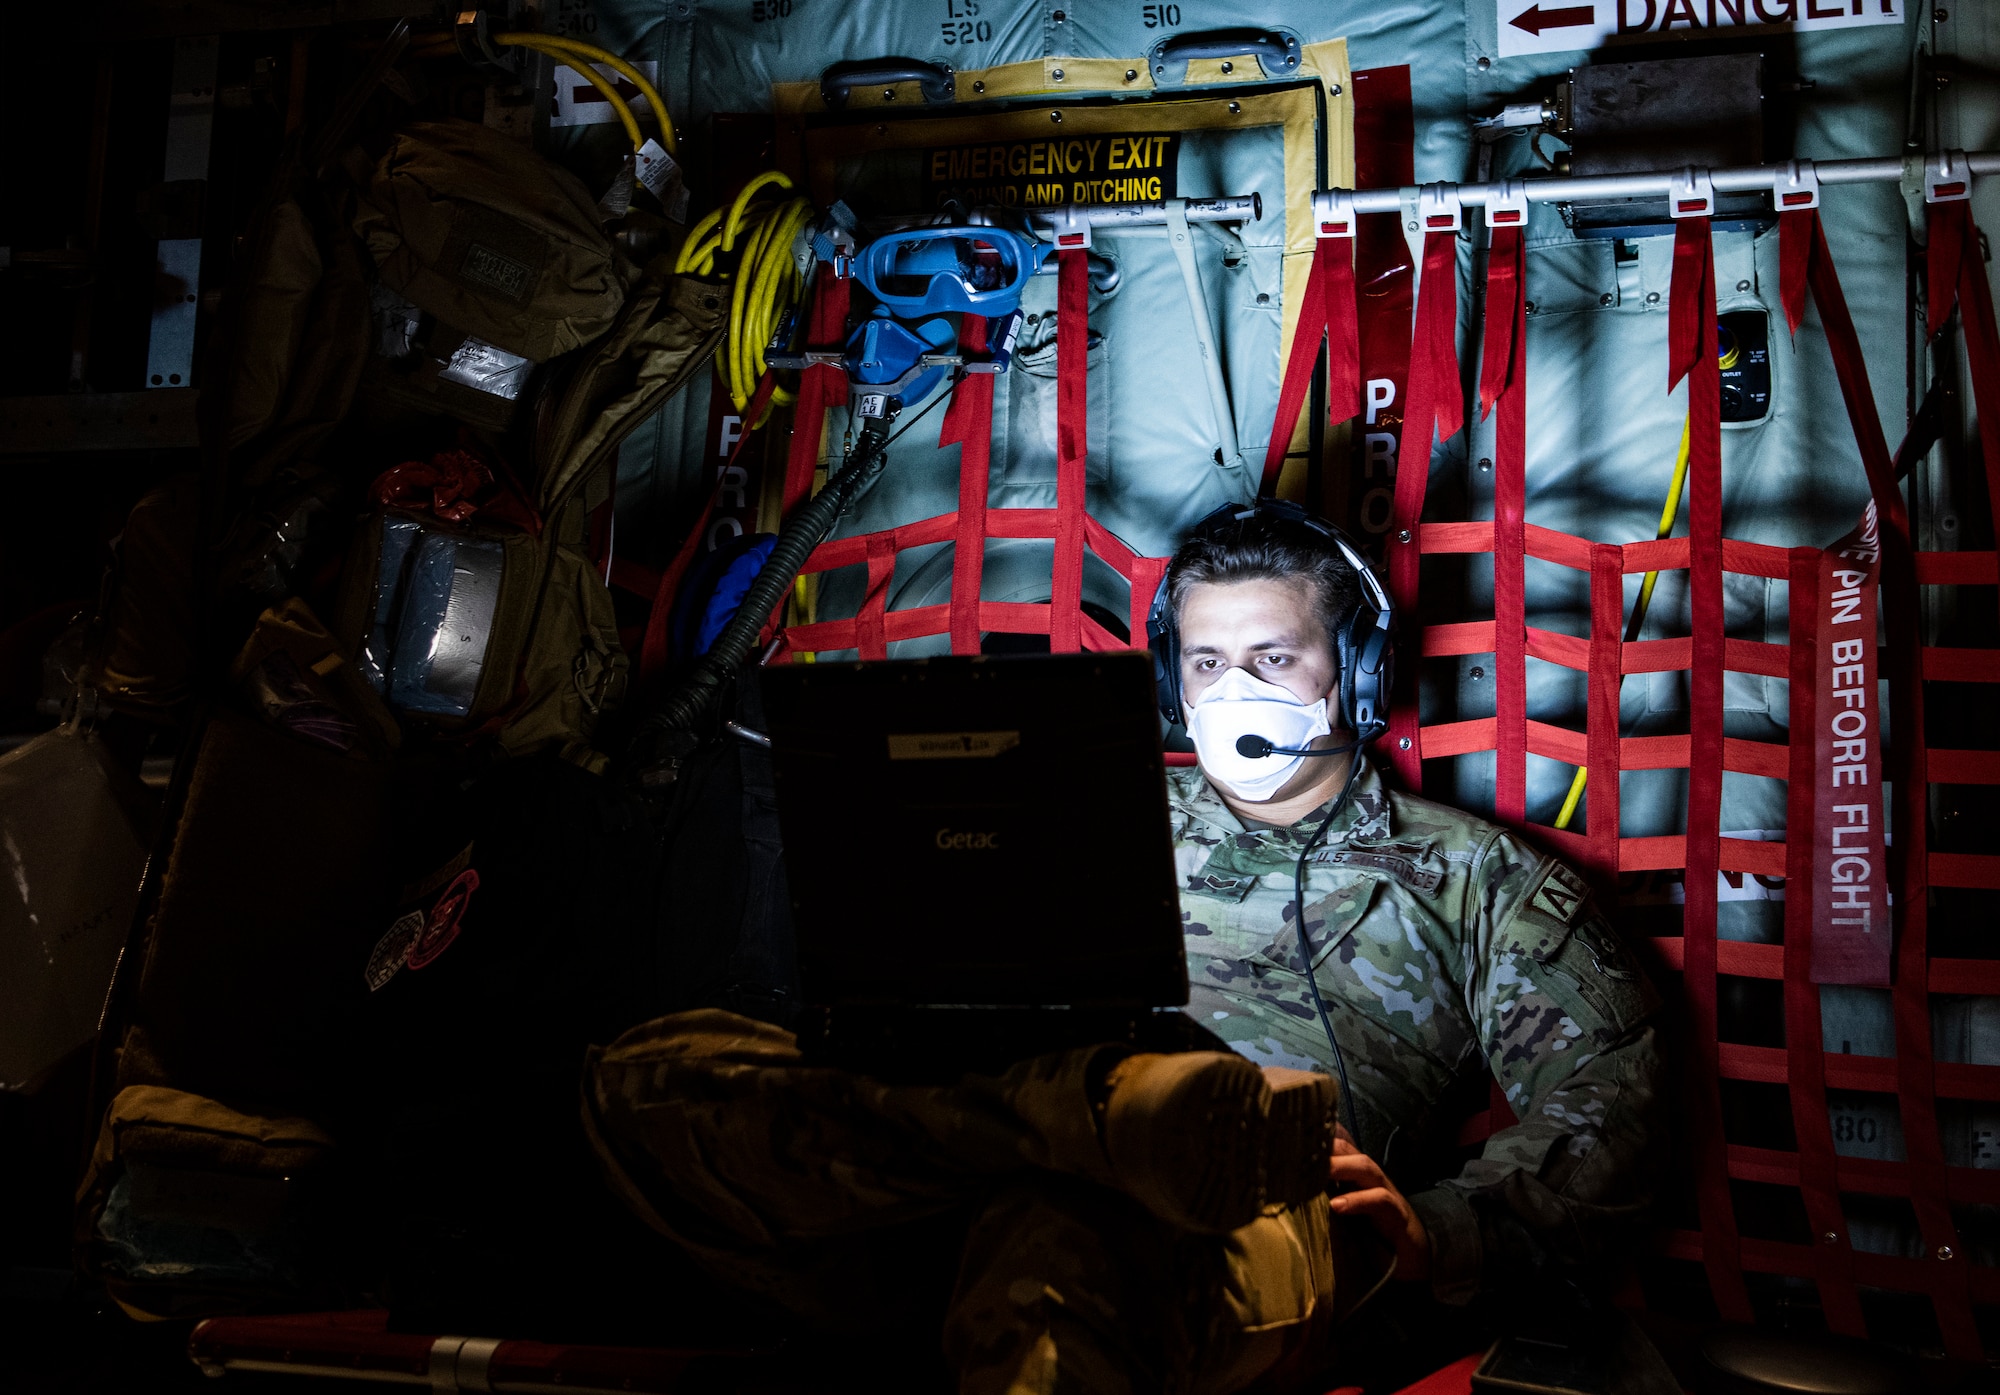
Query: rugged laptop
758 651 1191 1073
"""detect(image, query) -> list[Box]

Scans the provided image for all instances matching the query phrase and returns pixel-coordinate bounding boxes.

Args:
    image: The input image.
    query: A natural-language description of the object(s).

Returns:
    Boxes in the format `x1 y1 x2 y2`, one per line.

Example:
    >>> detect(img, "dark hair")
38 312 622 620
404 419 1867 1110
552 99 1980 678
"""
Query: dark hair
1166 511 1360 653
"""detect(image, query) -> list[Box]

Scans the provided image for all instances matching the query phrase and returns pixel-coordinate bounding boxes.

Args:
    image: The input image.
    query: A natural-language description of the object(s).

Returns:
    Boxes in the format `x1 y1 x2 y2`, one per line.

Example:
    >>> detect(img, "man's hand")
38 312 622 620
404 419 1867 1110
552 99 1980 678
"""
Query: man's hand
1327 1131 1429 1281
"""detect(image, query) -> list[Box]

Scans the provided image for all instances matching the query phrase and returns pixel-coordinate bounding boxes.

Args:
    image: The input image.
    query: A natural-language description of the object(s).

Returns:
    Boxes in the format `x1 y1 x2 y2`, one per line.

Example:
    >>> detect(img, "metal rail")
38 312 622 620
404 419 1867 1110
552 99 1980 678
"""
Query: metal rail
1323 149 1998 214
1026 193 1261 228
867 194 1262 242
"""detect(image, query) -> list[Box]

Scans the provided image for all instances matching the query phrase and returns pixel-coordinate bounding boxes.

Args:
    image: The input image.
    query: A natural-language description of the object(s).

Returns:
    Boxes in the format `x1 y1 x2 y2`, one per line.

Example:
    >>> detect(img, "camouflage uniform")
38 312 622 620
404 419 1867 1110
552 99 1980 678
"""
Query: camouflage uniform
1172 756 1666 1303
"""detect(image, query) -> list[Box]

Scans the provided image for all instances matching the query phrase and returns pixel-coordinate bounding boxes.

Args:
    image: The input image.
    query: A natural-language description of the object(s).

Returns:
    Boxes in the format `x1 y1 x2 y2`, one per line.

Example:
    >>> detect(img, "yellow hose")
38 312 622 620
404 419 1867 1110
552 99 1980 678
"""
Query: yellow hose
508 32 675 152
674 207 726 274
672 176 815 419
1553 416 1693 831
722 194 810 412
490 34 643 152
723 172 794 253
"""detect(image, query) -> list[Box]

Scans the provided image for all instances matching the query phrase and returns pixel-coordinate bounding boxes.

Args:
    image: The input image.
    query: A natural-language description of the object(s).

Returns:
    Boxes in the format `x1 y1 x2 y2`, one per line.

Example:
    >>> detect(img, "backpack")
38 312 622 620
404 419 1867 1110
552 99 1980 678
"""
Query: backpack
351 119 626 364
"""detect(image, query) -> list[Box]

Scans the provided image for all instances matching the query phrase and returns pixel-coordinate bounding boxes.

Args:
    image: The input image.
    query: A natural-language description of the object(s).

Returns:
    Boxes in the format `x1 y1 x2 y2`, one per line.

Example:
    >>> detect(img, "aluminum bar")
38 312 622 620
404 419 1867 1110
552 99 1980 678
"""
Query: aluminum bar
1331 150 2000 214
1027 193 1262 229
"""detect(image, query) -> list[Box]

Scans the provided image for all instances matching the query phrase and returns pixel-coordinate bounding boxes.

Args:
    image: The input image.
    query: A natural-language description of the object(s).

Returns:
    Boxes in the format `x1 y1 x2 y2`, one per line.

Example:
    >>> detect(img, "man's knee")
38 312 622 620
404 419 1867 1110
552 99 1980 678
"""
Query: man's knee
946 1181 1340 1395
597 1008 802 1075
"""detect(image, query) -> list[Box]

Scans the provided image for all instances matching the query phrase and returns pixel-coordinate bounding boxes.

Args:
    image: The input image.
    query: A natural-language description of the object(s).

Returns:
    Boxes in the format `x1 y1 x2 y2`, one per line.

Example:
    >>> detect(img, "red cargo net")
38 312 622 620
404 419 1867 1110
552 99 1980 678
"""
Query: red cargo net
664 191 2000 1355
1276 197 2000 1356
769 248 1168 663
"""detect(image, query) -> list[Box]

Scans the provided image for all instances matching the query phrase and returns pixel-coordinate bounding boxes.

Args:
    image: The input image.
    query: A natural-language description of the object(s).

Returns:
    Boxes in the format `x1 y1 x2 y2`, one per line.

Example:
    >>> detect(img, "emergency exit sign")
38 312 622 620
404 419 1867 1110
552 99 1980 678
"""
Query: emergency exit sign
1496 0 1904 58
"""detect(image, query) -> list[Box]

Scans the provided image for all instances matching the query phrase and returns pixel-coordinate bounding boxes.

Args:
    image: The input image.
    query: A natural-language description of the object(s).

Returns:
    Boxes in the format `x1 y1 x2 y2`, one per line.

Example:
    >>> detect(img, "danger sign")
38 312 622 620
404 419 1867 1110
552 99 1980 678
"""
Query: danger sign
1496 0 1904 59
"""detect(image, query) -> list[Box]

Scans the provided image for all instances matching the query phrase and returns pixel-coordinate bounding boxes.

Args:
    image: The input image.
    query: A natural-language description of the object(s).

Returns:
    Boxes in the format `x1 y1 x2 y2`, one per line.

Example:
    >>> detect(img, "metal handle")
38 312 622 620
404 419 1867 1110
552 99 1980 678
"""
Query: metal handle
1148 27 1301 84
821 57 955 107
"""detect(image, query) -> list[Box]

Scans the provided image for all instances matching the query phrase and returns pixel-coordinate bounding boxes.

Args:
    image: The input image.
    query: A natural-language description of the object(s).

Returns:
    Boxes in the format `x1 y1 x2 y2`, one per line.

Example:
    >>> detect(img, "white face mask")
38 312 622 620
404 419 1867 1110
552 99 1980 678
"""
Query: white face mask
1185 666 1333 802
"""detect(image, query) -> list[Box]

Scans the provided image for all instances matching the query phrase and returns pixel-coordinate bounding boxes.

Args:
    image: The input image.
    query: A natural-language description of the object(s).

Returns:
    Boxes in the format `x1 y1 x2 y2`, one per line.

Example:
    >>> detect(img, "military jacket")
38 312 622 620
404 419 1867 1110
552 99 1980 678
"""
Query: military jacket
1170 758 1665 1305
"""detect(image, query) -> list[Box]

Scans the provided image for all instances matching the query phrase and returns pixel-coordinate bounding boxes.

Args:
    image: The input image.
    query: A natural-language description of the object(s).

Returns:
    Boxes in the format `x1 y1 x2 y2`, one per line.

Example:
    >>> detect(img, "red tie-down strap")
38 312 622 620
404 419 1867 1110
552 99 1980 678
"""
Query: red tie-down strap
1668 214 1755 1327
1928 199 2000 633
1583 544 1623 889
939 315 993 655
1385 226 1465 787
1051 246 1091 654
1780 206 1979 1357
636 370 779 690
782 267 853 517
1259 236 1360 496
1780 543 1868 1340
1482 225 1528 831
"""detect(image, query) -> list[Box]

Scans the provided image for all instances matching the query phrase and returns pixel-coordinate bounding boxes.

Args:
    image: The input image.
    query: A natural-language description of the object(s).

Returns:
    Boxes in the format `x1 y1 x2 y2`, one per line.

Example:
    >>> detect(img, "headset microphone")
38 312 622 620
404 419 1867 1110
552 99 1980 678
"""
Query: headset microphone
1234 734 1361 760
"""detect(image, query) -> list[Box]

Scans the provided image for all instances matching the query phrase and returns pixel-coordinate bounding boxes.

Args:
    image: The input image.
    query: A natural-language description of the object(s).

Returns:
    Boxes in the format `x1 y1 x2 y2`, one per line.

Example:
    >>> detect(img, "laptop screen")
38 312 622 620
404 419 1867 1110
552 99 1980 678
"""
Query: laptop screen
759 652 1188 1009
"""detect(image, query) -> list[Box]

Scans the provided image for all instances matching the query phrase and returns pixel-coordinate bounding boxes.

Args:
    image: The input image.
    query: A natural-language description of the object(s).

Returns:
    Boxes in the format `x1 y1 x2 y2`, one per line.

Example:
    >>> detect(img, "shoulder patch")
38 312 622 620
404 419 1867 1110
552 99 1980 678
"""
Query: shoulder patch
1529 861 1591 927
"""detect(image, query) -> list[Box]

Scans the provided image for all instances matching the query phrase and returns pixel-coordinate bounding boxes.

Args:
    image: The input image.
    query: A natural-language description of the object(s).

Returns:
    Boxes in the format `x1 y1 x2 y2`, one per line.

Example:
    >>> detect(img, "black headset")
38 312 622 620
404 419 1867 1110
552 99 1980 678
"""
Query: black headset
1147 499 1394 742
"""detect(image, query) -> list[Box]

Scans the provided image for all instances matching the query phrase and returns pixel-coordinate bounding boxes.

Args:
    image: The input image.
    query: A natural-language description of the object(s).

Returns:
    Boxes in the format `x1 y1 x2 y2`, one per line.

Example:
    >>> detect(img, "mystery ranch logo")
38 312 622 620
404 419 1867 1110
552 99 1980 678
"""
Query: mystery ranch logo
924 133 1179 209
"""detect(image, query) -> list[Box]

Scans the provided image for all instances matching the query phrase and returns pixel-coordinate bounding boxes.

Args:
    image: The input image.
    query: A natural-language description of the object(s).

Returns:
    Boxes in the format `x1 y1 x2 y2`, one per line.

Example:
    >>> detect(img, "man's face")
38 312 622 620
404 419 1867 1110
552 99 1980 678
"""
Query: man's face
1177 576 1340 715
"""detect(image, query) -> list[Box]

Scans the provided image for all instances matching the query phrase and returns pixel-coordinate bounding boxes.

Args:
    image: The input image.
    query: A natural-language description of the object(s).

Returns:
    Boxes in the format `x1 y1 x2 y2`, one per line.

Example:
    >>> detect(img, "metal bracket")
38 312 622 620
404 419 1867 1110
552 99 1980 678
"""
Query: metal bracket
428 1336 503 1393
453 9 517 77
1312 188 1357 238
1045 203 1092 250
1485 178 1529 230
1775 158 1821 211
1925 148 1973 204
1417 183 1462 235
1669 167 1715 219
147 35 217 392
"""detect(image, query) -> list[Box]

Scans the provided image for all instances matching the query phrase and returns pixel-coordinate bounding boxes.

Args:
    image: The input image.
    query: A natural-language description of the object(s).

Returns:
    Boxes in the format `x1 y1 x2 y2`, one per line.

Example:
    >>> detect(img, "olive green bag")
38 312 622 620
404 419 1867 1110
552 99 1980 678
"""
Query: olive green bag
352 118 626 364
330 248 725 770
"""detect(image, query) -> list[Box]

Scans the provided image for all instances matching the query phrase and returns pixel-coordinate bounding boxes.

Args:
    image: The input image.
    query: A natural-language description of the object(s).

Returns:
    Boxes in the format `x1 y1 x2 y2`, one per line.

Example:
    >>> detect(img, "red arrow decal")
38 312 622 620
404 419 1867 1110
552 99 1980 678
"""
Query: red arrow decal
1510 3 1595 34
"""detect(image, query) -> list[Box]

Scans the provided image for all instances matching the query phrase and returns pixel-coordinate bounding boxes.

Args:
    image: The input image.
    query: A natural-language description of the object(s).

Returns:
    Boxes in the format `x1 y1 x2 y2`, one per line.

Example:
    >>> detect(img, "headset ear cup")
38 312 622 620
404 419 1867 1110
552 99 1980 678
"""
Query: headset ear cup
1334 627 1357 734
1347 609 1391 739
1147 572 1180 724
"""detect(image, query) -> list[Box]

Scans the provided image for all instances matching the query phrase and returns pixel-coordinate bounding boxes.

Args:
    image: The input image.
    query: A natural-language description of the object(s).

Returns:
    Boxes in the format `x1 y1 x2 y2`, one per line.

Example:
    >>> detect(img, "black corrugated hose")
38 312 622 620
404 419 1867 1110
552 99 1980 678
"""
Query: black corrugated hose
629 432 887 779
628 361 975 780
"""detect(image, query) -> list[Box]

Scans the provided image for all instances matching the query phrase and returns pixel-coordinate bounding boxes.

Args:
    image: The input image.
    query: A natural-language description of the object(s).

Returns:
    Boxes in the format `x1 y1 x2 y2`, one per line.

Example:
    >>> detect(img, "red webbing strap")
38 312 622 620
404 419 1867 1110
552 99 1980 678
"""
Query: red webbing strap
637 370 778 688
941 315 994 655
1260 238 1359 496
1128 555 1168 657
1585 545 1623 887
854 532 897 661
1916 199 2000 1356
1051 248 1089 653
1668 215 1753 1324
1784 213 1909 535
1793 207 1977 1355
783 269 851 516
1387 229 1464 786
1781 544 1868 1338
1930 200 2000 631
1483 225 1528 828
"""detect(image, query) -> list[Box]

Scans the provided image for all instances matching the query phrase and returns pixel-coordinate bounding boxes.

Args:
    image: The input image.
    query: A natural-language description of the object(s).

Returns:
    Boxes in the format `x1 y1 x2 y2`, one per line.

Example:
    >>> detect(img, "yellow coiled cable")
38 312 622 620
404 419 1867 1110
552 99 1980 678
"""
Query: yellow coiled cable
673 175 814 421
498 32 675 152
490 34 644 153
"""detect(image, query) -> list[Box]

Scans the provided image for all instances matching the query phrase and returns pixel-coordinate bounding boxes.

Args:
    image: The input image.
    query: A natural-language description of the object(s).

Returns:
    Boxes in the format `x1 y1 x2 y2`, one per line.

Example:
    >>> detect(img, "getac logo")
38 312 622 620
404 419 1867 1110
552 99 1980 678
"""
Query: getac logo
935 828 1000 851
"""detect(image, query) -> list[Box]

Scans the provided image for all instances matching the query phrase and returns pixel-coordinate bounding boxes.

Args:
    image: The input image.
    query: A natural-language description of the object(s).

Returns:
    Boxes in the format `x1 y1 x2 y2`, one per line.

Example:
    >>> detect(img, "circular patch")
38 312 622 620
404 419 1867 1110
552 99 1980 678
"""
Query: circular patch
406 868 480 970
365 910 425 992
